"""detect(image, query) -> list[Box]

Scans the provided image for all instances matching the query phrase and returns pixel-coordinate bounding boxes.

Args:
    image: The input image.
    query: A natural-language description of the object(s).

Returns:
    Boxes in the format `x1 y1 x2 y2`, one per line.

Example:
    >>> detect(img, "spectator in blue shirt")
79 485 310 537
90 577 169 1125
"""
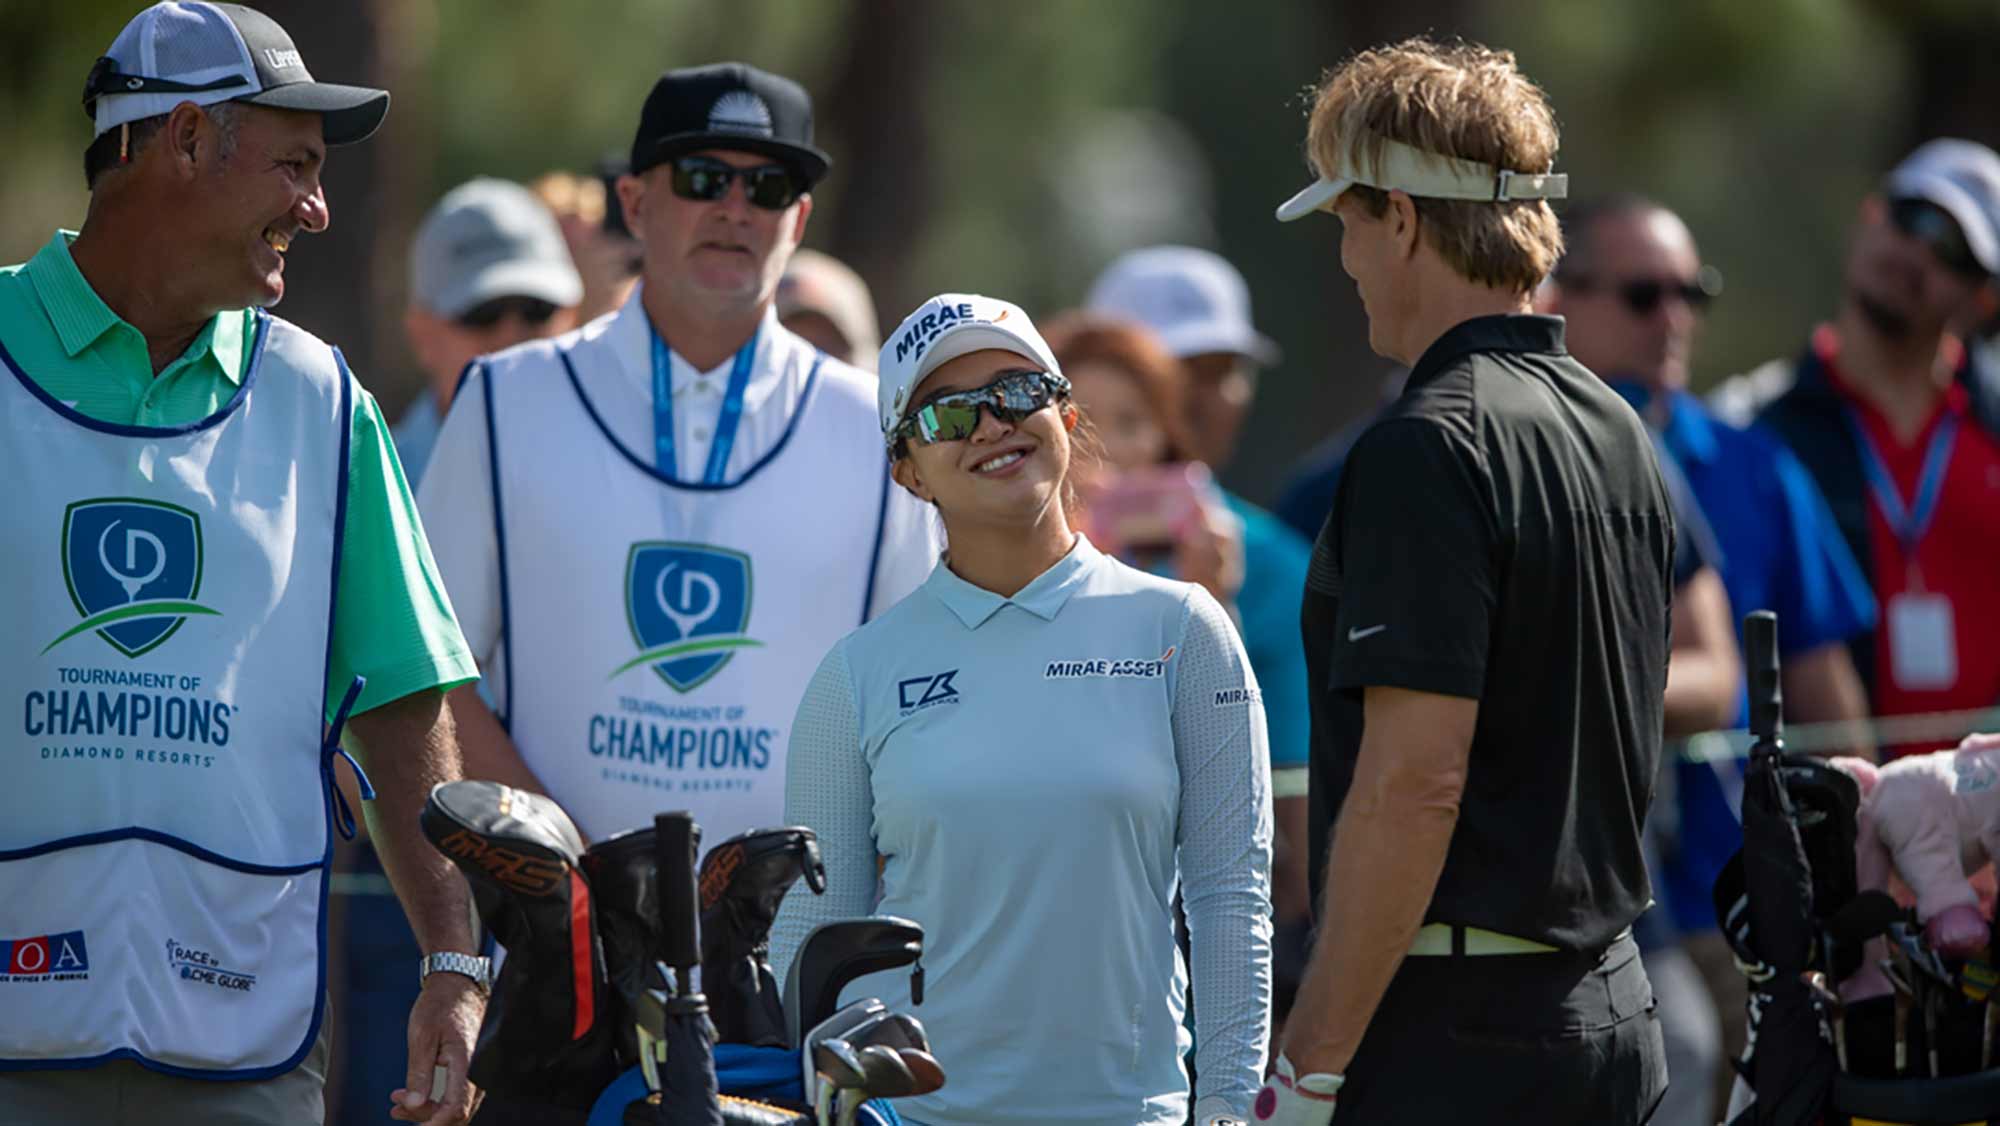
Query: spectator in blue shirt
1544 193 1878 1122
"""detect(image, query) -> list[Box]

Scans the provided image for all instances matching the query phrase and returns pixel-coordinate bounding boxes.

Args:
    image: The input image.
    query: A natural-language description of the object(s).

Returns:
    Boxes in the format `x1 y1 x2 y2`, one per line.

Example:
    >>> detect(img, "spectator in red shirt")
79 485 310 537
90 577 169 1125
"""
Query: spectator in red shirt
1723 140 2000 756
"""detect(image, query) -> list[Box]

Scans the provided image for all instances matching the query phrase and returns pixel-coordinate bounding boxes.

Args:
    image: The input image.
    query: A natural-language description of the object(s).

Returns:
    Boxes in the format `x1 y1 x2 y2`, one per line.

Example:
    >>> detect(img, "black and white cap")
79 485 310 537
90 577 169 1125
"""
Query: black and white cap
629 62 830 186
83 1 389 145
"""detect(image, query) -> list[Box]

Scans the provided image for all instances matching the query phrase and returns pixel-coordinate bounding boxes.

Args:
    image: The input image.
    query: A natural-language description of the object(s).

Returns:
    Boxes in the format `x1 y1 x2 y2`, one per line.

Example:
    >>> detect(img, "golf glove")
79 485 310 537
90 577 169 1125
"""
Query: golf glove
1251 1054 1342 1125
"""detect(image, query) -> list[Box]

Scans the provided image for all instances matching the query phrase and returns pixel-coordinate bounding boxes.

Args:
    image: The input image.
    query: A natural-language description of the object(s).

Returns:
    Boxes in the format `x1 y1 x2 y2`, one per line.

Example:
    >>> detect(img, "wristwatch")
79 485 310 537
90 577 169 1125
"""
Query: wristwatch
418 951 493 992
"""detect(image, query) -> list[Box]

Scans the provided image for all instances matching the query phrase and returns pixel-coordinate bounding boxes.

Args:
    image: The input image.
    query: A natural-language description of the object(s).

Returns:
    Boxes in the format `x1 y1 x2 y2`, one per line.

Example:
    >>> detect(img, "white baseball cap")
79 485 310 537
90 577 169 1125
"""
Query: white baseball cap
1086 245 1280 364
409 178 583 319
1274 135 1565 222
877 293 1061 440
1886 138 2000 276
84 2 389 144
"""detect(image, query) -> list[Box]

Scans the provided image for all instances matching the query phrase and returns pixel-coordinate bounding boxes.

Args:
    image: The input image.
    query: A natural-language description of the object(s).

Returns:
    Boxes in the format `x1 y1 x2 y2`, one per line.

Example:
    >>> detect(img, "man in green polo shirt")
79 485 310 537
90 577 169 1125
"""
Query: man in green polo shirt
0 5 481 1125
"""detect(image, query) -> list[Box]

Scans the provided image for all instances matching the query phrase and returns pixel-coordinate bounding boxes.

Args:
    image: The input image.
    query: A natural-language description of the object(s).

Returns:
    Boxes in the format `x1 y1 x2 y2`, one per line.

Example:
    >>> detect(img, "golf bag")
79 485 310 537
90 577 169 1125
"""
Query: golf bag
700 827 829 1047
1713 613 2000 1125
420 781 622 1123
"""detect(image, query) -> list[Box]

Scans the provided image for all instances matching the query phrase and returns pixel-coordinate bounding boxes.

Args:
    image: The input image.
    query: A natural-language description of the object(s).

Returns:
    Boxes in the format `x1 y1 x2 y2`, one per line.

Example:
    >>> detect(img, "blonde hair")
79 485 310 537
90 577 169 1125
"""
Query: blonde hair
1305 37 1564 293
529 170 605 227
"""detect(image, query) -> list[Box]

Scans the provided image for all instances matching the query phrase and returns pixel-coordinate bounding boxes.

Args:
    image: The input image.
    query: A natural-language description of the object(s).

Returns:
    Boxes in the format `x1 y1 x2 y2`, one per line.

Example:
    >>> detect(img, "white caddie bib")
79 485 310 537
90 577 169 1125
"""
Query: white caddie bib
0 313 351 1078
478 318 894 850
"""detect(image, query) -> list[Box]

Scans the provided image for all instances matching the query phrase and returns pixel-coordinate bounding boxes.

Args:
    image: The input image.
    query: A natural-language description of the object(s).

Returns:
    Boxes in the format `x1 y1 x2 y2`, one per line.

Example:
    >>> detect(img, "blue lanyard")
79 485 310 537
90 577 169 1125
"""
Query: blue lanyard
650 325 760 484
1847 409 1958 558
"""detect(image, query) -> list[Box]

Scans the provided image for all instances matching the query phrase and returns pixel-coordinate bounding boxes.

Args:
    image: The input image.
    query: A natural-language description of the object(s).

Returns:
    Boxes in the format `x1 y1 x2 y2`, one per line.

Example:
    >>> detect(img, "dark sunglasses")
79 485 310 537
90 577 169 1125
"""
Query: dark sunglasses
892 370 1071 450
1566 267 1722 316
1888 197 1988 280
457 296 559 329
669 156 802 211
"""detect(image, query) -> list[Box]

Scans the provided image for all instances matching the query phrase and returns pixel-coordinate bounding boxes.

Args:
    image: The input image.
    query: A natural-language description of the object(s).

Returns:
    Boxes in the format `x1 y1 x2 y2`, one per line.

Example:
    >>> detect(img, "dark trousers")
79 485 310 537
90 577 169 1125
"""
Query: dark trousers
1338 933 1667 1124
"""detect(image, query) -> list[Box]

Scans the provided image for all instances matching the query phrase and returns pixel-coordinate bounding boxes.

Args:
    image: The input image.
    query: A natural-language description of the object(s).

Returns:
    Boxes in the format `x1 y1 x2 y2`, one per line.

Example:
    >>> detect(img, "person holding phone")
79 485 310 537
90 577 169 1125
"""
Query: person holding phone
1046 311 1319 1026
771 293 1273 1126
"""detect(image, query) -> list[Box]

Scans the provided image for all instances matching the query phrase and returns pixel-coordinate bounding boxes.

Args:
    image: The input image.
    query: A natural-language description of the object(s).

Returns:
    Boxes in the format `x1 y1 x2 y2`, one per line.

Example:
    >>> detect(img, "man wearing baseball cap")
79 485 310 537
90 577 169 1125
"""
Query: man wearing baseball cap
394 177 584 486
417 61 937 889
1714 139 2000 757
1258 39 1669 1124
0 4 483 1125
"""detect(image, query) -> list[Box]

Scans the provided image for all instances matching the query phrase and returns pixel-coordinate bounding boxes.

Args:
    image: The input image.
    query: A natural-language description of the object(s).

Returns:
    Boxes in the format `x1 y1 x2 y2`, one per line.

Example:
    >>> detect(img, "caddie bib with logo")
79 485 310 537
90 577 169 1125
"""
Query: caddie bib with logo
478 312 892 848
0 313 352 1078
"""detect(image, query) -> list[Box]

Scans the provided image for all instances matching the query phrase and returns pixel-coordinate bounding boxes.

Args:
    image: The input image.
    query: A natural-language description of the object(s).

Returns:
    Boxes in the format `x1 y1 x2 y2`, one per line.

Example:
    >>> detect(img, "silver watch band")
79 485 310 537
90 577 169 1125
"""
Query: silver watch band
419 951 491 989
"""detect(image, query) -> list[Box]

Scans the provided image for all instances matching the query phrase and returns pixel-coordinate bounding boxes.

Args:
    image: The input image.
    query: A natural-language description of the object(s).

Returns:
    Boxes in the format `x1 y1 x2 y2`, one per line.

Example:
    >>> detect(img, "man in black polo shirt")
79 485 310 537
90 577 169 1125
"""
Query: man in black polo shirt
1253 39 1672 1125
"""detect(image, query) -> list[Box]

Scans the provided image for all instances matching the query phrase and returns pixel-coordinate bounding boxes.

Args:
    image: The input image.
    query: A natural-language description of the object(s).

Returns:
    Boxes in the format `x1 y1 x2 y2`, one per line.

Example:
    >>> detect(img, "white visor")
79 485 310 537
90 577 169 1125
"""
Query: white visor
1275 136 1567 222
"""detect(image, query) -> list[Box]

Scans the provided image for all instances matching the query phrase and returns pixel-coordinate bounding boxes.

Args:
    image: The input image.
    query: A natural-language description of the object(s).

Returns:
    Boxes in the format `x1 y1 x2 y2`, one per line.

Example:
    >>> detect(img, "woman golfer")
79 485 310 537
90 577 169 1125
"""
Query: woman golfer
770 293 1272 1126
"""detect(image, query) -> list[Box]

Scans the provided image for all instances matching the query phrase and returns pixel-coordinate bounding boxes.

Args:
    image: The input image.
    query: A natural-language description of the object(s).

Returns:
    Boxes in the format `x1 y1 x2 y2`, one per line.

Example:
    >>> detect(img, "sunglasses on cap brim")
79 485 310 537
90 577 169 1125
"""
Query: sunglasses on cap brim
1888 197 1989 280
669 155 803 211
891 369 1070 452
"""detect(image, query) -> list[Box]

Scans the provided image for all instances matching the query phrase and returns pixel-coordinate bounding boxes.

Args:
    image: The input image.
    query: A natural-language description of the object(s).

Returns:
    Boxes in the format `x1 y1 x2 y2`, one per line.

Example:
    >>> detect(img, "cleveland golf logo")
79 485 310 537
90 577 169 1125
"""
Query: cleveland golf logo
614 542 762 693
47 498 219 658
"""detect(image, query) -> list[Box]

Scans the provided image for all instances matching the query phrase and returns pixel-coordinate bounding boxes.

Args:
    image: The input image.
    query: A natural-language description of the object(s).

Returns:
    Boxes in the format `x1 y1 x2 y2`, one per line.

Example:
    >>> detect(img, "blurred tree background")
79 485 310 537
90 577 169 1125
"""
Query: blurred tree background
3 0 1995 505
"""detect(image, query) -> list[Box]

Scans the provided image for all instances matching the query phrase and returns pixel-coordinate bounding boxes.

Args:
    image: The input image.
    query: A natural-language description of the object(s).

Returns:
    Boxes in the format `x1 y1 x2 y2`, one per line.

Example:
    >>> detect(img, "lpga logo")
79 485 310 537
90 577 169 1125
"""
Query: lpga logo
0 930 90 982
48 498 220 659
615 542 762 693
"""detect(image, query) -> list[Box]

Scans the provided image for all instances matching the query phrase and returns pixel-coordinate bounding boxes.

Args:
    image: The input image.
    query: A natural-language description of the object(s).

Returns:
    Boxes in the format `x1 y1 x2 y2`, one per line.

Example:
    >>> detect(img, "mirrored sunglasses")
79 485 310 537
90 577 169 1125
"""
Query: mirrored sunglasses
670 156 802 211
892 370 1070 450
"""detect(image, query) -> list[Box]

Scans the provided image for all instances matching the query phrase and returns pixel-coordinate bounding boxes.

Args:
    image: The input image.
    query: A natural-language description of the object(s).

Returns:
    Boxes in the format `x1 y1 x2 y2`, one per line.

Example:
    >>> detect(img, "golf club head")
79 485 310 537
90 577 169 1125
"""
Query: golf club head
855 1044 919 1097
890 1048 944 1096
783 917 925 1050
814 1038 868 1089
800 999 885 1109
842 1010 928 1053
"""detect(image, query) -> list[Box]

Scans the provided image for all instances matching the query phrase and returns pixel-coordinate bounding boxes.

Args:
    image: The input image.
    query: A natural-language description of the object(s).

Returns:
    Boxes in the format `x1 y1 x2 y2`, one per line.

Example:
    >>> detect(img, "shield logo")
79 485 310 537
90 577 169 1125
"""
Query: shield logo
53 498 217 658
615 542 760 692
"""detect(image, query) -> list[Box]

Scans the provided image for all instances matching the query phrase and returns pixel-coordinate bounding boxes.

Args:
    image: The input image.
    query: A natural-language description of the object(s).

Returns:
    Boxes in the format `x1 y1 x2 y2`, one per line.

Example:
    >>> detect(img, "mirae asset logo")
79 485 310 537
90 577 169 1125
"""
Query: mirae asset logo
1044 646 1175 680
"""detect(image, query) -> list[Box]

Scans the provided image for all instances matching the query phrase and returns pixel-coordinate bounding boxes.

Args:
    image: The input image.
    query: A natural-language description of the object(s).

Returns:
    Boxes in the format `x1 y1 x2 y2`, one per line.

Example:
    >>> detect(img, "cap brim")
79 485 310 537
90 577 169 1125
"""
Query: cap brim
434 261 585 320
1275 177 1352 223
1888 169 2000 275
1157 322 1283 367
240 82 390 146
913 325 1051 388
637 134 832 186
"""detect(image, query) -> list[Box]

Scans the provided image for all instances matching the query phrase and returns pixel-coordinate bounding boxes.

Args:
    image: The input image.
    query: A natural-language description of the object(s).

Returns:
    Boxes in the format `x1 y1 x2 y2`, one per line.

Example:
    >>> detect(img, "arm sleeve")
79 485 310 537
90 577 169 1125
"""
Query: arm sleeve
867 478 943 621
1172 588 1274 1114
769 643 877 978
329 384 479 722
414 366 503 675
1328 418 1497 699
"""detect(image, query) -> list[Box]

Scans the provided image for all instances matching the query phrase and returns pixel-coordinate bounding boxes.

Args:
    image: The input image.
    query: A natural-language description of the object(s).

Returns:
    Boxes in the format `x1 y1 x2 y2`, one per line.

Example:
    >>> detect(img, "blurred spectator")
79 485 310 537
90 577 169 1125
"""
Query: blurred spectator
1273 369 1403 540
776 248 880 368
1546 194 1878 1124
530 163 641 324
1083 246 1317 1020
396 177 582 485
1717 140 2000 757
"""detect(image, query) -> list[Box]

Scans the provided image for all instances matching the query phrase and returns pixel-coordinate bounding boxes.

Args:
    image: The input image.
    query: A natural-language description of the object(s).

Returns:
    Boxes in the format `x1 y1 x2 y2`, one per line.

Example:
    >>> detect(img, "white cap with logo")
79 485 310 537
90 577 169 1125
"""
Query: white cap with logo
84 2 389 145
877 293 1061 440
1087 245 1280 364
1888 138 2000 276
408 178 583 319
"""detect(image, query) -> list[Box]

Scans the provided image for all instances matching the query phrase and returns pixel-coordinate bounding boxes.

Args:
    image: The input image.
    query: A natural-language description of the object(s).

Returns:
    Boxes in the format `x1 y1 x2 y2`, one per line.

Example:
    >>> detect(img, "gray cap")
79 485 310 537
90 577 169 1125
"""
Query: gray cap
1888 139 2000 276
408 178 584 319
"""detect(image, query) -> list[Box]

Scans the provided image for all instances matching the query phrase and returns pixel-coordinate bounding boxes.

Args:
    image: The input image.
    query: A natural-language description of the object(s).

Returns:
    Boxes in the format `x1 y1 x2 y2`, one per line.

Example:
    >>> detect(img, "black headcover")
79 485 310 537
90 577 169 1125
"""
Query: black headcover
698 827 827 1046
582 827 664 1069
421 781 620 1118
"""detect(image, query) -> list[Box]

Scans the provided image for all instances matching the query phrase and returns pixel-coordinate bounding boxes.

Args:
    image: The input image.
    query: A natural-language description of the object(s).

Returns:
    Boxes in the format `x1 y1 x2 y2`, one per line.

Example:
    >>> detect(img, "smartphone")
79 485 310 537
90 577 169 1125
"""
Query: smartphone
1084 462 1214 559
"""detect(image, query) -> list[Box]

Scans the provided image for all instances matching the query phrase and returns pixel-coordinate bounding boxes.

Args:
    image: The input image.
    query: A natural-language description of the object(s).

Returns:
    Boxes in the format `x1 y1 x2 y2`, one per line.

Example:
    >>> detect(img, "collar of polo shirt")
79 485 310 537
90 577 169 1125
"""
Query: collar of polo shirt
1275 135 1568 222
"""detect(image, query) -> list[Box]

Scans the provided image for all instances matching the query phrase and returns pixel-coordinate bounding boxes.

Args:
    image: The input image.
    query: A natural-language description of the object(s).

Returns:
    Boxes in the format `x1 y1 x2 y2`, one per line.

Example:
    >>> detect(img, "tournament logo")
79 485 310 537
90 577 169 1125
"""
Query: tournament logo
48 498 219 658
0 930 90 982
614 542 762 693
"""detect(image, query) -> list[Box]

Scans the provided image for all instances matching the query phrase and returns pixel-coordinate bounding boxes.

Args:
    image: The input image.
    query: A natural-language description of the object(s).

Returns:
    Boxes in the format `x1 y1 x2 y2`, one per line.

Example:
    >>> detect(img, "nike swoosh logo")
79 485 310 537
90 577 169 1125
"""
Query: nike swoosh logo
1347 624 1388 641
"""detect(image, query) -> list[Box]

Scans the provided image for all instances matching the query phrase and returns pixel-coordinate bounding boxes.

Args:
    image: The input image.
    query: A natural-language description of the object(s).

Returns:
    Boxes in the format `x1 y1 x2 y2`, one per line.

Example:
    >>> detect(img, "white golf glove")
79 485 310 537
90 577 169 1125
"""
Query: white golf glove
1251 1054 1342 1124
